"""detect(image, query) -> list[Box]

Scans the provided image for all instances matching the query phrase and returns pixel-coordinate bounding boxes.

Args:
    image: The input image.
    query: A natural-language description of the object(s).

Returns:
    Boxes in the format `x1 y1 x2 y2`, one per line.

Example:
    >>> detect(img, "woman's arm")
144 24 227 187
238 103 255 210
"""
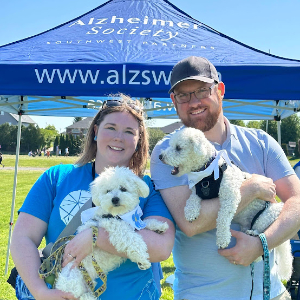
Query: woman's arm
63 216 175 267
10 212 76 300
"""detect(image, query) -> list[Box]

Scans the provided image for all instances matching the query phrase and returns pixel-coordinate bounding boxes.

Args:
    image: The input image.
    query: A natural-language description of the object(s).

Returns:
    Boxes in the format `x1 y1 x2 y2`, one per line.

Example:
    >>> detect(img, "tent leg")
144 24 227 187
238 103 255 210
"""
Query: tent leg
277 120 281 145
5 114 22 275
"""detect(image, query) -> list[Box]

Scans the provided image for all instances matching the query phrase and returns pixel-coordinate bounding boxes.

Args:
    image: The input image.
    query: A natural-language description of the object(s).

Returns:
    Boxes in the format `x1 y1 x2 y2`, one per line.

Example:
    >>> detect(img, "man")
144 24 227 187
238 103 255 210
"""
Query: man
150 56 300 300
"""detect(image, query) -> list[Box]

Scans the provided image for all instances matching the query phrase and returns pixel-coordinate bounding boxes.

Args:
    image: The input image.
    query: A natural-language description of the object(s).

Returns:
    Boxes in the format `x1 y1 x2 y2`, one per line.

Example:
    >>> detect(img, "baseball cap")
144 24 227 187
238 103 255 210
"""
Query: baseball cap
169 56 219 93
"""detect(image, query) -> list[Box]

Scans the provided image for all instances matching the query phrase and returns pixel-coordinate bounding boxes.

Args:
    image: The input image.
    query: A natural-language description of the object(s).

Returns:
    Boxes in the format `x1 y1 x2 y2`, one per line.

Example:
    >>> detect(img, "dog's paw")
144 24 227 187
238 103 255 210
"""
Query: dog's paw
184 197 200 222
184 209 198 222
245 229 259 236
154 222 169 234
144 219 169 233
216 233 231 250
137 261 151 270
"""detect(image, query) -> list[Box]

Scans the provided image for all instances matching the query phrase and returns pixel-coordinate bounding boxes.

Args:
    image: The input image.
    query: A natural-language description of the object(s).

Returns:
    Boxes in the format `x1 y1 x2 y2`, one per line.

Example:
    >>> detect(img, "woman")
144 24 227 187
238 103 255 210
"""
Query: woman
10 94 175 300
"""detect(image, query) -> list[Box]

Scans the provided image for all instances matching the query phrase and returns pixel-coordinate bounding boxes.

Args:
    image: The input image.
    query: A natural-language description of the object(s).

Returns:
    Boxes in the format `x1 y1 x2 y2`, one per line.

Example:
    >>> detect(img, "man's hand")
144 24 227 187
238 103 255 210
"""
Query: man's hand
218 230 263 266
250 174 277 202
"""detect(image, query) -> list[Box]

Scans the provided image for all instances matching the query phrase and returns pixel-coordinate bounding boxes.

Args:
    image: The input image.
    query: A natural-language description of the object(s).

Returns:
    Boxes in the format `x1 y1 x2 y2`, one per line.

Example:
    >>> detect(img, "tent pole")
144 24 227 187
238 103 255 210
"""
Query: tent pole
5 113 22 275
277 120 281 145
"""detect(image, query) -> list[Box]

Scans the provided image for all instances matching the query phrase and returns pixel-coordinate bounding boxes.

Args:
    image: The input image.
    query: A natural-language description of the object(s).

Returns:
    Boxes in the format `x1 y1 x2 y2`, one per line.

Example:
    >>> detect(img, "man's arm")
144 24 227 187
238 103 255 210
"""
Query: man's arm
265 174 300 248
160 174 276 237
219 174 300 266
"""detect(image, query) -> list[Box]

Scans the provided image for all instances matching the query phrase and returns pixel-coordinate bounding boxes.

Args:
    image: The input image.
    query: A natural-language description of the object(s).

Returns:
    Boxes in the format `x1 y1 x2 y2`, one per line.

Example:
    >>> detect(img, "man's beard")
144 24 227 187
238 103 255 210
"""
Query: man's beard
176 96 222 132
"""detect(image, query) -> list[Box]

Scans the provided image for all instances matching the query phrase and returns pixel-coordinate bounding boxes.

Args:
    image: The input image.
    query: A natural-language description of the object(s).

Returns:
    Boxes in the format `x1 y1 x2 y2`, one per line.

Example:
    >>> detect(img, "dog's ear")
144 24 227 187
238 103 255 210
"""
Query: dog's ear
190 129 209 157
90 179 101 207
128 174 150 198
137 179 150 198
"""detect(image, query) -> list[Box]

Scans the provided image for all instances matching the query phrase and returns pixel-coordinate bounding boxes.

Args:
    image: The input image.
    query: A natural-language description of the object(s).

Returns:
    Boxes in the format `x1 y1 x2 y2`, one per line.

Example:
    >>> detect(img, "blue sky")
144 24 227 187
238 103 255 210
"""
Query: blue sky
1 0 299 131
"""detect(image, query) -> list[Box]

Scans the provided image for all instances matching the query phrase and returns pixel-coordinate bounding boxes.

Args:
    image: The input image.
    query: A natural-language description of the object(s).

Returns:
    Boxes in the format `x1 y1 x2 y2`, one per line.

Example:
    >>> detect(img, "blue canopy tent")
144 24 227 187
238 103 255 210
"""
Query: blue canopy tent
1 0 300 117
1 0 300 273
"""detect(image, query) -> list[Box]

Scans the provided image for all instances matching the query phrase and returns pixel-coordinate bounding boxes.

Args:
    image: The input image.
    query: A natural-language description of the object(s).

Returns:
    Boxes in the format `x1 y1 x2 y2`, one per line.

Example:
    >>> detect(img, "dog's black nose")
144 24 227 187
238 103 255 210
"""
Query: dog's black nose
159 154 163 160
112 197 120 205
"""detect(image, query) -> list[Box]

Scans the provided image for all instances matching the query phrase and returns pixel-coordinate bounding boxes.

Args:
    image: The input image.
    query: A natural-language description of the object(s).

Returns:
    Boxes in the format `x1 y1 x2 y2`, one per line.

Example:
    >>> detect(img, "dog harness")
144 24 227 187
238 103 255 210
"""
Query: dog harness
195 163 227 199
39 226 107 298
187 150 233 199
82 205 146 230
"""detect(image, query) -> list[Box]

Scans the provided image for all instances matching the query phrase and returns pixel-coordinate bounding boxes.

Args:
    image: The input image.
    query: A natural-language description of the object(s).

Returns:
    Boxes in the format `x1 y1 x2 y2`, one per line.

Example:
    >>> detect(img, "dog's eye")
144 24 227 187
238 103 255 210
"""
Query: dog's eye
106 190 111 193
120 186 127 192
176 145 181 152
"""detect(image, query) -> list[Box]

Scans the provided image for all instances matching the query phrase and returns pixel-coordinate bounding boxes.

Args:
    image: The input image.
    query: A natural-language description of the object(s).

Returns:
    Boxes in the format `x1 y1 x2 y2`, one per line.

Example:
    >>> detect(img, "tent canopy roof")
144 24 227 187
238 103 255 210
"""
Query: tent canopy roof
1 0 300 100
0 0 300 121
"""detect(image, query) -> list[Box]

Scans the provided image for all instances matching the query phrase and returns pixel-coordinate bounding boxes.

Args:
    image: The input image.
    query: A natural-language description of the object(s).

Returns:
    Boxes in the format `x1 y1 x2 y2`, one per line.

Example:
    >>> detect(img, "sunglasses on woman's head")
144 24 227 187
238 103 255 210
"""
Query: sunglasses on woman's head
101 99 143 115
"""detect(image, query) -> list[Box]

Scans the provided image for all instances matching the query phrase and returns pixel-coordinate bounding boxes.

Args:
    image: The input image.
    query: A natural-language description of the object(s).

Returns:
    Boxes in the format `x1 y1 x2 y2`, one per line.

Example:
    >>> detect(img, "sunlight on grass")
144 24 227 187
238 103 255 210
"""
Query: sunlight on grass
1 155 297 299
0 170 44 299
0 157 174 299
1 154 77 168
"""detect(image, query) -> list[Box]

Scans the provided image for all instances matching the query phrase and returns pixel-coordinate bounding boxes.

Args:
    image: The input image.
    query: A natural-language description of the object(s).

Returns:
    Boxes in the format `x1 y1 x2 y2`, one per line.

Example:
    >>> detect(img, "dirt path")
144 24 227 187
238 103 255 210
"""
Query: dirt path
0 166 151 173
0 166 48 171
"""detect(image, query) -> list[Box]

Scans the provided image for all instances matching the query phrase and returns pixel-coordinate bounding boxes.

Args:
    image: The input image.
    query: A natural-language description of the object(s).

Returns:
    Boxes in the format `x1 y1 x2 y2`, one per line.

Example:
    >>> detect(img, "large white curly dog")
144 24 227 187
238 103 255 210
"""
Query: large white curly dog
159 127 292 281
55 166 169 300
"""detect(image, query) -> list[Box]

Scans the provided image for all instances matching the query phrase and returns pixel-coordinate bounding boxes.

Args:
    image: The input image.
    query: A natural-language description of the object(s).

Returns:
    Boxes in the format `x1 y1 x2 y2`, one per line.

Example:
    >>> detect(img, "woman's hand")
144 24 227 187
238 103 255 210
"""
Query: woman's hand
218 230 263 266
63 228 93 268
34 285 78 300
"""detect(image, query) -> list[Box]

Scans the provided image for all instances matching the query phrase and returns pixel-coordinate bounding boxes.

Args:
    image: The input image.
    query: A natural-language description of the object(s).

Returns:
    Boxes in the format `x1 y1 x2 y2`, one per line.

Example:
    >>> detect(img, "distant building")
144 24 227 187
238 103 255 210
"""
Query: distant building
160 121 183 134
66 117 183 138
0 111 36 127
66 117 93 137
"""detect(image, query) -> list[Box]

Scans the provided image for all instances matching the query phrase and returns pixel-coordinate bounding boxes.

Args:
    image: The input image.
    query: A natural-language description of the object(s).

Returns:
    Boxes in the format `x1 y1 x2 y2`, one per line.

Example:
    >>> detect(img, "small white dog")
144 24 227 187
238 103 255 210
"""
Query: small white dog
55 166 169 300
159 127 292 280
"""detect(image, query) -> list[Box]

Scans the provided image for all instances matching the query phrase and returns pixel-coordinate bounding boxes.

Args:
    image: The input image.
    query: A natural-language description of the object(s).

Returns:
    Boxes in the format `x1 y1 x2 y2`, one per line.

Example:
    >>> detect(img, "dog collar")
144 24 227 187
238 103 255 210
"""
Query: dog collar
188 149 232 189
197 154 216 172
81 205 146 231
118 205 146 230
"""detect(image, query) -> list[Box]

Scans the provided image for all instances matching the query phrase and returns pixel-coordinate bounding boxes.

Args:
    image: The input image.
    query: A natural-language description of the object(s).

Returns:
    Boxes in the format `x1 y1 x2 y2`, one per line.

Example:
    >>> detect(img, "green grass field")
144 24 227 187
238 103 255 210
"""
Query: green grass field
1 154 298 299
0 155 173 299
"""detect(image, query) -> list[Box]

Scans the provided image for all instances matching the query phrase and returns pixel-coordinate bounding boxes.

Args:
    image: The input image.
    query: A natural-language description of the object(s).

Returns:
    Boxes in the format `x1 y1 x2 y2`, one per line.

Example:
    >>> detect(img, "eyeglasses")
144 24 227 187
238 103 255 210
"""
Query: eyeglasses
101 99 143 115
174 82 218 104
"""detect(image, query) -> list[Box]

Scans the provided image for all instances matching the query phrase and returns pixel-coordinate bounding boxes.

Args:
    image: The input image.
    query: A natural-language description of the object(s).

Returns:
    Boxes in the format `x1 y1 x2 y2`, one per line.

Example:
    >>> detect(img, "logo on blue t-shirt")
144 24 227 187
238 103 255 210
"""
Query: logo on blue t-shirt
59 190 91 224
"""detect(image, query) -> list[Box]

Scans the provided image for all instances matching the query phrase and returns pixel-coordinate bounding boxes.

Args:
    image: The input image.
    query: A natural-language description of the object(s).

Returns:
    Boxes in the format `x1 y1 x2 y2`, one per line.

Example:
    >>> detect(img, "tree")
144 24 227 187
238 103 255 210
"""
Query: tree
21 124 44 152
229 120 246 127
40 125 59 149
260 120 278 139
147 128 165 154
247 121 262 129
59 134 66 153
261 115 300 146
281 114 300 145
0 123 17 151
73 135 83 156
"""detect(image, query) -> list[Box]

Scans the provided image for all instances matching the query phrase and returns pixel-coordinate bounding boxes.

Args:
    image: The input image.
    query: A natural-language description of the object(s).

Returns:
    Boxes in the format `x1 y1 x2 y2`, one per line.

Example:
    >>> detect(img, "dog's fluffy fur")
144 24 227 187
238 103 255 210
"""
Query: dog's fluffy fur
55 166 169 300
159 127 292 281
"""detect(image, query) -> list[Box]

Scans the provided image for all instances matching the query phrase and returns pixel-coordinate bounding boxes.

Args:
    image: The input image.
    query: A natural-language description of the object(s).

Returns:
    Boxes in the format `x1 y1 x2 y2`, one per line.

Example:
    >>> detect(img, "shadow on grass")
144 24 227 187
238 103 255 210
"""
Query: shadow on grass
162 266 175 274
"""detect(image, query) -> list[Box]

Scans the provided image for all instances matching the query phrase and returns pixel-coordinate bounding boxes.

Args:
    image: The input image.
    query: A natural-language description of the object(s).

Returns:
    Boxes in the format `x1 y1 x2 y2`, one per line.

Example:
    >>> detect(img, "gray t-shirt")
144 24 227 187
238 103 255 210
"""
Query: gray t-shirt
150 119 294 300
